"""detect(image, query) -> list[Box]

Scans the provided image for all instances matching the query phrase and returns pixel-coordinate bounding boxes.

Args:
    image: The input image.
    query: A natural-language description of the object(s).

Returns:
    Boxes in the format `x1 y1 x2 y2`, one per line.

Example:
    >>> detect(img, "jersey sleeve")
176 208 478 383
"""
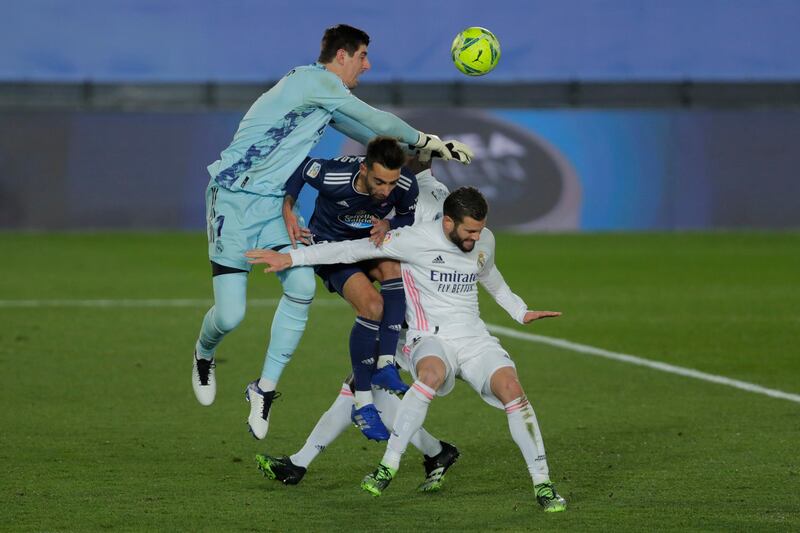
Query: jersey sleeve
330 110 378 146
477 230 529 324
334 97 420 145
290 237 389 266
289 227 417 266
302 70 359 113
389 170 419 229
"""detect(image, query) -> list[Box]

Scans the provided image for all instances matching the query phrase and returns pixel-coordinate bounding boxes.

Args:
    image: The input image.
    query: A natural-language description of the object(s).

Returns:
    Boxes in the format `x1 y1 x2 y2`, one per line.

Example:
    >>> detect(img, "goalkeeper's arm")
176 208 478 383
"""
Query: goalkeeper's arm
330 110 379 146
335 97 473 164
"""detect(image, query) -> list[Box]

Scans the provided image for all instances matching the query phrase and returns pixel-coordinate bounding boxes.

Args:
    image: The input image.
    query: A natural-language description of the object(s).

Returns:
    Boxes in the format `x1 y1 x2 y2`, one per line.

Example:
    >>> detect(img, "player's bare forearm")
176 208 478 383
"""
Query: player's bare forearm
282 195 311 248
245 249 293 273
522 311 562 324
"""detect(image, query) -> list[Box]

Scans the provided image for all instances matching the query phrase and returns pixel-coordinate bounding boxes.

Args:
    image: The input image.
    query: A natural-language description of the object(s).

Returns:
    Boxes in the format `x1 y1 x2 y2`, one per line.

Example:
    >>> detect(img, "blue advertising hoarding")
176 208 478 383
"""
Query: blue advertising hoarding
1 108 798 231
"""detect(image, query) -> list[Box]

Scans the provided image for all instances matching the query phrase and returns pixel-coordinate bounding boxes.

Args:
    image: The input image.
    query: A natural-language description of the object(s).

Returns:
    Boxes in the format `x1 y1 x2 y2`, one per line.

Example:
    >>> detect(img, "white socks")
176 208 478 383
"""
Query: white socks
374 388 442 457
290 384 353 468
382 381 435 470
290 381 443 470
505 396 550 485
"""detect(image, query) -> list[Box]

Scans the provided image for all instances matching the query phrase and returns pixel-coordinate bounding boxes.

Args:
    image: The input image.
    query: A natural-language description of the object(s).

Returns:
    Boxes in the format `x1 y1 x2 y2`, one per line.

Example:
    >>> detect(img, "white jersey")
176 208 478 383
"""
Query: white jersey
290 220 528 338
413 169 449 224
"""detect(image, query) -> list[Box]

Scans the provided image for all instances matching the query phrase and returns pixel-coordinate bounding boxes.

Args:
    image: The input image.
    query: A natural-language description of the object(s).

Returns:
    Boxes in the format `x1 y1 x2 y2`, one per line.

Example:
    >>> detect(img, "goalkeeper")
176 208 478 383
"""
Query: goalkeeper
191 23 474 442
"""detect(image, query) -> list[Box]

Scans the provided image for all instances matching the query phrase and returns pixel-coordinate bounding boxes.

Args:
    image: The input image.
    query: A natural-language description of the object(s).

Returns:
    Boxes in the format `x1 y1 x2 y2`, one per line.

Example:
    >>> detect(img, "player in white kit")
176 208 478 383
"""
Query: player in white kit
246 186 567 512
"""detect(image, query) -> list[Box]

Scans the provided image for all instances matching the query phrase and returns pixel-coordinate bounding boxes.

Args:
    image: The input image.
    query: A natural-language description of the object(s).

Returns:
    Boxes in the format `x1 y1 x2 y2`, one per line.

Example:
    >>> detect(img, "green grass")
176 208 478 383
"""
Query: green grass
1 232 799 532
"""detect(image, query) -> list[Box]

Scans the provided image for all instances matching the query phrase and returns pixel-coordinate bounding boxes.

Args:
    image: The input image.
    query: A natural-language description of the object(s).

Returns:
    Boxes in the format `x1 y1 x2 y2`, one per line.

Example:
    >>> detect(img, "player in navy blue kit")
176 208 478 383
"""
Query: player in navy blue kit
282 137 417 440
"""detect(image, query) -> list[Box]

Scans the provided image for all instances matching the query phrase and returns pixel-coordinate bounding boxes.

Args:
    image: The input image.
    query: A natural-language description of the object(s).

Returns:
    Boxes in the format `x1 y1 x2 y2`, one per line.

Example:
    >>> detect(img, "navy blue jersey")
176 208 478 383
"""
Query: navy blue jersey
286 155 419 243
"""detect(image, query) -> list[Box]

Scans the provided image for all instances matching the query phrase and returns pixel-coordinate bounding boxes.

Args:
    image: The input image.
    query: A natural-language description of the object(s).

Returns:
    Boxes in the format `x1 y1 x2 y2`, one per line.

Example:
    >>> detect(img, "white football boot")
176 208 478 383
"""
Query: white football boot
192 351 216 406
245 380 280 439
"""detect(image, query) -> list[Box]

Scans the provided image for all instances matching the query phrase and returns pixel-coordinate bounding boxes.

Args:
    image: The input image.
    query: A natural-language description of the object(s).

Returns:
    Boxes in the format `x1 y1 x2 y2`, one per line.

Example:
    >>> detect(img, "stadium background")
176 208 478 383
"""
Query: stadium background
2 0 800 231
2 1 799 531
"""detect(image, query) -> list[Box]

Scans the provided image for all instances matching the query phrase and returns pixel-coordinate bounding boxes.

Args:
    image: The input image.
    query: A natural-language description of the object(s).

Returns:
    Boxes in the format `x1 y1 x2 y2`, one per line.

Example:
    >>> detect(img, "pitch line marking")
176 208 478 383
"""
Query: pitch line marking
2 299 796 404
0 298 345 308
487 324 800 404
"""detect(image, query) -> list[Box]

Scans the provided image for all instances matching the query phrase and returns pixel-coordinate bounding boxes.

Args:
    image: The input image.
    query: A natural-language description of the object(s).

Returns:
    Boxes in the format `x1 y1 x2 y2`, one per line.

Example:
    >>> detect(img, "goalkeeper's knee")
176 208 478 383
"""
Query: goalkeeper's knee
279 265 316 303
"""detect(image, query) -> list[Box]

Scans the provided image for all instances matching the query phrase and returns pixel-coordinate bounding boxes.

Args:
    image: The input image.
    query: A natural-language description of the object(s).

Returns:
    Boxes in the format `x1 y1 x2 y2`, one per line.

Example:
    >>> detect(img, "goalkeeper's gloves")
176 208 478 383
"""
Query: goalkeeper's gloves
414 132 474 165
441 139 473 164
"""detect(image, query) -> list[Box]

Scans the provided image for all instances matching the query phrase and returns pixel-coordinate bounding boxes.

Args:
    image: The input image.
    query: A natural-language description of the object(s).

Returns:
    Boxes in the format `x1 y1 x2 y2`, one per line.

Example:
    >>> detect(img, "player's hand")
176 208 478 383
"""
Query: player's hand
245 249 293 273
416 132 474 165
369 216 390 246
441 139 474 164
282 206 312 249
522 310 562 324
414 132 453 161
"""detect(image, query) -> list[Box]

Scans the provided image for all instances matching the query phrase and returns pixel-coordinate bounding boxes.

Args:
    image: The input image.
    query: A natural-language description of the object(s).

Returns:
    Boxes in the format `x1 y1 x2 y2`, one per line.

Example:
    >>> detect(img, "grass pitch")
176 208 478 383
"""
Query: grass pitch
1 232 799 532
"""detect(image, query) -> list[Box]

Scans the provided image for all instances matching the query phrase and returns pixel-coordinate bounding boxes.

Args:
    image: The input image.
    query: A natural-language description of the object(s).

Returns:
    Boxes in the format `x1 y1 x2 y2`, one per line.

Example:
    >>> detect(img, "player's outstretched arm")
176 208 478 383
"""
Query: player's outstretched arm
335 98 473 165
330 110 379 146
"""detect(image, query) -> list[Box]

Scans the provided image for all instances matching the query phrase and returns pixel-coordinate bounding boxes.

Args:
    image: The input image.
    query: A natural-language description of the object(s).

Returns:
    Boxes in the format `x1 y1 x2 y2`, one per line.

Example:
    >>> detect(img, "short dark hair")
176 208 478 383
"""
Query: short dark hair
443 187 488 223
318 24 370 63
364 136 406 171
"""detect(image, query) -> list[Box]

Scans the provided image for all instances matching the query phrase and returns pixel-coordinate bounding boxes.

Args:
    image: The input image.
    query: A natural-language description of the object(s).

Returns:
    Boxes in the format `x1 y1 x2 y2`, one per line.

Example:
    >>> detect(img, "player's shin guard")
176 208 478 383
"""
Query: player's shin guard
289 384 354 468
261 266 315 384
350 317 380 406
196 272 248 358
382 381 435 470
377 278 404 367
374 388 442 457
505 396 550 485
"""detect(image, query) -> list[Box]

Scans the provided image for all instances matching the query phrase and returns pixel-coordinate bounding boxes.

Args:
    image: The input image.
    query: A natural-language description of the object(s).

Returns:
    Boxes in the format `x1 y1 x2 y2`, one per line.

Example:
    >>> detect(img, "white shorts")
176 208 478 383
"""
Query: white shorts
398 331 515 409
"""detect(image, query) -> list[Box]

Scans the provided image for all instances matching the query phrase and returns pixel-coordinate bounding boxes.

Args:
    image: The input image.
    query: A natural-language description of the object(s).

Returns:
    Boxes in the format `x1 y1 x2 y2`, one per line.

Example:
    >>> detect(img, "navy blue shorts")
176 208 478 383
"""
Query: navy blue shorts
315 263 368 295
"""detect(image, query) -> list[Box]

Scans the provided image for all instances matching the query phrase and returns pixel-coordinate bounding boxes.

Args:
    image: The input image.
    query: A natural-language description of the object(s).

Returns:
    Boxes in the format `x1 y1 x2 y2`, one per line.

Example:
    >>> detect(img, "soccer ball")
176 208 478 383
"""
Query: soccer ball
451 27 501 76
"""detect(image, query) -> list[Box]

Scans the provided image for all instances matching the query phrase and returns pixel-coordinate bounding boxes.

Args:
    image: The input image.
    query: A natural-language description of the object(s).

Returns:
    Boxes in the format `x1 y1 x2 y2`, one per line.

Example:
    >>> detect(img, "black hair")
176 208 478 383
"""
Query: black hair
364 136 406 171
318 24 370 63
443 187 488 223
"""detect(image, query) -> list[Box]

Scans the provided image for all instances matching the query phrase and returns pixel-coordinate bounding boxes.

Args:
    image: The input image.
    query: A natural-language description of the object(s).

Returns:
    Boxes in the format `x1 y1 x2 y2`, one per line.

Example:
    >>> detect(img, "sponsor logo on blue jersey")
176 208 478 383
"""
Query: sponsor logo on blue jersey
338 211 373 229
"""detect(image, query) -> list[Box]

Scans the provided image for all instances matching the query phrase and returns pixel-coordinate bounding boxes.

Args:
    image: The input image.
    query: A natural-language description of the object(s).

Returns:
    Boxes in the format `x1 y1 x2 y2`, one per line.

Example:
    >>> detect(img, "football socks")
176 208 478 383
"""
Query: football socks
260 266 314 383
377 278 405 365
349 316 380 406
505 396 550 486
196 272 247 358
382 381 435 470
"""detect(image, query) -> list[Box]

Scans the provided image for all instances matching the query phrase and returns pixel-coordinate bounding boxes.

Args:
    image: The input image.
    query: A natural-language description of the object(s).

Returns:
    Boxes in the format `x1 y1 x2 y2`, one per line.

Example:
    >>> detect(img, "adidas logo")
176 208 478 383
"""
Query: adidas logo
432 255 445 264
388 324 402 332
337 200 349 207
361 357 375 365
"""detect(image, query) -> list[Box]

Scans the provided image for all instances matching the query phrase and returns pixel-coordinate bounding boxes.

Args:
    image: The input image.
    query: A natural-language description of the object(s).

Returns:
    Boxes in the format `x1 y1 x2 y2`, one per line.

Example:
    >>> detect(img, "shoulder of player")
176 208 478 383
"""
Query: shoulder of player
478 227 497 252
300 157 358 190
416 172 447 192
291 63 350 93
394 167 417 193
321 157 360 180
387 220 432 240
